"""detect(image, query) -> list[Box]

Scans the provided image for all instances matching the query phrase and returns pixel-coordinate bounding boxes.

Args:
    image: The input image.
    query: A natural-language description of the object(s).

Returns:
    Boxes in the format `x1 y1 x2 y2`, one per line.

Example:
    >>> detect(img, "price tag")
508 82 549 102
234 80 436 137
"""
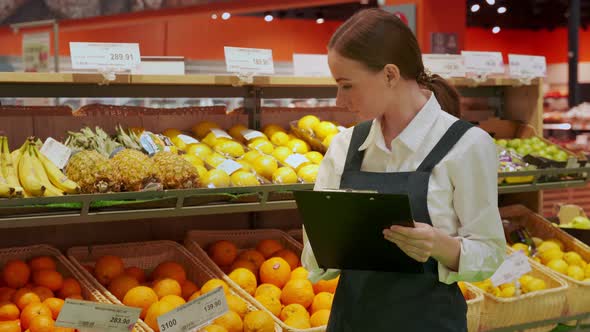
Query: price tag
56 299 140 332
177 134 199 145
157 286 228 332
40 137 72 169
217 159 243 175
70 42 140 70
140 132 167 155
241 129 265 141
461 51 504 75
210 129 233 140
224 47 274 75
422 54 466 78
285 154 310 169
337 126 347 132
576 135 588 146
293 54 331 77
508 54 547 78
490 250 531 287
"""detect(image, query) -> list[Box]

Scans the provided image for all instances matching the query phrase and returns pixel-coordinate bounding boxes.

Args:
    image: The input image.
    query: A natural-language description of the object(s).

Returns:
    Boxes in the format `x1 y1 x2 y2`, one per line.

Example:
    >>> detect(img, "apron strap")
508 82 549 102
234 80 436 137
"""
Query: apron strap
343 120 373 172
417 120 474 173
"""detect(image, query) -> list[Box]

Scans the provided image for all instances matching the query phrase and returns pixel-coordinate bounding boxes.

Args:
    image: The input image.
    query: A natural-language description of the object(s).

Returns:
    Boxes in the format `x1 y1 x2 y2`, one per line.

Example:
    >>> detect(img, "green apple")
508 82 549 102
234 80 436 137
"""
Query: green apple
496 139 508 147
530 136 541 144
554 151 568 162
538 150 551 159
508 138 522 149
546 145 559 154
532 143 545 152
572 216 590 230
517 146 533 156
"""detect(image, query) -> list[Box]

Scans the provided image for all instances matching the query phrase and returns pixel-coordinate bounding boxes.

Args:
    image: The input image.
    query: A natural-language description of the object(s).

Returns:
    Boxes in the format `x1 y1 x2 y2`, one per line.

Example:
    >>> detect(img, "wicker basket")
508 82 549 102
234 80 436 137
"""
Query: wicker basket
500 205 590 322
464 283 484 332
472 249 568 332
184 229 326 332
67 240 281 332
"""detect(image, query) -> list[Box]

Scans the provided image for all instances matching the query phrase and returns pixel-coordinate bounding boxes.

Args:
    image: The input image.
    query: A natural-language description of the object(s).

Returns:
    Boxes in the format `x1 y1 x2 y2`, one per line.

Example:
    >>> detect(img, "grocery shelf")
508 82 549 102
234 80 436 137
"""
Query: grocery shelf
498 167 590 194
486 312 590 332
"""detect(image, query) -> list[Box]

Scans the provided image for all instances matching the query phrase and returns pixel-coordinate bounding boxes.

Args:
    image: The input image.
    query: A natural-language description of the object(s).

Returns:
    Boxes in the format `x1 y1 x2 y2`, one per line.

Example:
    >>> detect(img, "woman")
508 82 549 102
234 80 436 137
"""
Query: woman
302 8 506 331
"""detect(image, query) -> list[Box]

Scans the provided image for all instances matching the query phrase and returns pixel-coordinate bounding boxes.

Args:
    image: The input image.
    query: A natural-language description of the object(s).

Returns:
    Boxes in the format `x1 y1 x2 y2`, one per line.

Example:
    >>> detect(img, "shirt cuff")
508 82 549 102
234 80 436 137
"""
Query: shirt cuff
439 237 506 284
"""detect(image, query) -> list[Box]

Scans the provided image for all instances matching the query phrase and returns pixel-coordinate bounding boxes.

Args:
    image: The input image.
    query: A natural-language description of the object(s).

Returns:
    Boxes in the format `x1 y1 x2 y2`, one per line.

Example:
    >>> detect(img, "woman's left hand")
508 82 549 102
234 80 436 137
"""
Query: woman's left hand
383 222 437 263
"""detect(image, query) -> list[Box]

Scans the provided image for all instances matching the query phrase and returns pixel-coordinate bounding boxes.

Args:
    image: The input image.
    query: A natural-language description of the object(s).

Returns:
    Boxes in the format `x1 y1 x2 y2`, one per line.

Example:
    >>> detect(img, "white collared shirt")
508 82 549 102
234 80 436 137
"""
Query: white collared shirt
302 93 506 284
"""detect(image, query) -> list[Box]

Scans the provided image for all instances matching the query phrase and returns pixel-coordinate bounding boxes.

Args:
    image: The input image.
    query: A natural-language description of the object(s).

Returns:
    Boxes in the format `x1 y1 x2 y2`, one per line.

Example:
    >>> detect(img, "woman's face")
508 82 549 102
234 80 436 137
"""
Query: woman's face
328 50 393 121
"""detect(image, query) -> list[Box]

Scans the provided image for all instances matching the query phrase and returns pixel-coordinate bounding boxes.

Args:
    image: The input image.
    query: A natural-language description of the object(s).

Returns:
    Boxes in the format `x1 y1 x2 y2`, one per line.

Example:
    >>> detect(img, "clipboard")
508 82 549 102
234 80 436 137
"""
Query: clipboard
293 190 424 274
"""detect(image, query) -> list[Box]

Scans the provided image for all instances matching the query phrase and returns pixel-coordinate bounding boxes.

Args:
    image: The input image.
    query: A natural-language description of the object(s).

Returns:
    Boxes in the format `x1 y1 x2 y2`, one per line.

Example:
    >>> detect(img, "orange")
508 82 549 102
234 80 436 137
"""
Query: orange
213 311 243 332
272 249 299 270
201 279 229 295
203 325 228 332
0 289 15 303
0 301 19 321
208 241 239 267
42 298 64 320
259 258 291 289
28 257 56 272
256 240 284 259
313 276 339 294
237 250 265 270
228 269 257 296
255 284 281 300
152 262 187 284
0 320 20 332
254 294 281 317
290 267 309 281
20 302 51 329
108 275 139 301
284 315 311 329
243 310 274 332
124 267 146 283
310 309 331 327
30 287 53 302
280 303 309 322
32 270 63 292
2 260 30 289
122 286 159 319
94 256 125 286
181 281 199 301
144 301 175 332
226 294 248 319
281 279 315 309
13 290 40 311
188 291 202 302
311 292 333 313
153 279 182 299
230 260 257 276
58 278 81 299
160 295 185 309
29 314 54 332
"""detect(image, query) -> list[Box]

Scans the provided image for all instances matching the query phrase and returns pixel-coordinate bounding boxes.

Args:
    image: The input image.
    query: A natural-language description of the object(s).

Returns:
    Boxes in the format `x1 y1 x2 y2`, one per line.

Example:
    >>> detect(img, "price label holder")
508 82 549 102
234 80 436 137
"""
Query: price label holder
217 159 243 176
224 47 274 84
177 134 199 145
40 137 72 169
490 250 532 287
422 54 466 79
157 286 228 332
56 299 140 332
293 54 331 77
461 51 504 81
70 42 141 80
285 154 310 169
211 129 233 140
241 129 266 141
508 54 547 84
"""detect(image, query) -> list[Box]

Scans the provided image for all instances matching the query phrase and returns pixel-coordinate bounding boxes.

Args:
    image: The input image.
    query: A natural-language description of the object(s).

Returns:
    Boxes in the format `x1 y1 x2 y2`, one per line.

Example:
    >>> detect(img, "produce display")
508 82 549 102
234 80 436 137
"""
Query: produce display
497 148 537 184
495 137 569 163
469 274 547 297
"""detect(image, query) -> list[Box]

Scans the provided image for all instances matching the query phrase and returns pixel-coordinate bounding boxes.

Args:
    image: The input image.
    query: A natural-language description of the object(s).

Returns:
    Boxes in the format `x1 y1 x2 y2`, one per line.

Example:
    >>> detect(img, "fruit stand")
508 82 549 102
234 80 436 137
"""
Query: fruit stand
0 72 589 331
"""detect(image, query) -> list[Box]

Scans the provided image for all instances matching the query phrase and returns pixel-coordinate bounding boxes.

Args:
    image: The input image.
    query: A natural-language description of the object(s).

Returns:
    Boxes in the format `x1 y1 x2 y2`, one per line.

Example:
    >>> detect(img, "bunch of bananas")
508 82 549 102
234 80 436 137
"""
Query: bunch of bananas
0 137 23 198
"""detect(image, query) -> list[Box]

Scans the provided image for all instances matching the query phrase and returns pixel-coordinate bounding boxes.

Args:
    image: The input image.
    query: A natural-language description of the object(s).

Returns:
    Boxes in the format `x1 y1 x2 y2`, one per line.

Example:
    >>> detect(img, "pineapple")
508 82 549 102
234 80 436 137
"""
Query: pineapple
152 151 199 189
66 150 120 193
110 149 159 191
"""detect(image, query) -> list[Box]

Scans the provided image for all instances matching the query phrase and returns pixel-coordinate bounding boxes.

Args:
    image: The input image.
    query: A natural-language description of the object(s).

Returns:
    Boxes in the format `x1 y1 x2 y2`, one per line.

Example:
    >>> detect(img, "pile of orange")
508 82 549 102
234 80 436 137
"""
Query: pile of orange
207 239 339 329
0 256 84 332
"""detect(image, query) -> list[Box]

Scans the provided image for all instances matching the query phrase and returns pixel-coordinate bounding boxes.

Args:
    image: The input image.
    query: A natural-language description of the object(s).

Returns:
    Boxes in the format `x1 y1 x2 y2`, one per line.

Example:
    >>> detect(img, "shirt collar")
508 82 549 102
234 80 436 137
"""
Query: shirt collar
358 92 442 152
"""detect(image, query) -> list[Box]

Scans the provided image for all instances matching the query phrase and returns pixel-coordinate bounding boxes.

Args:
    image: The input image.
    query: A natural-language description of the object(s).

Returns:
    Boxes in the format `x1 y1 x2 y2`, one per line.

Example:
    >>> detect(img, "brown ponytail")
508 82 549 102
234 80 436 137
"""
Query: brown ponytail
328 8 460 117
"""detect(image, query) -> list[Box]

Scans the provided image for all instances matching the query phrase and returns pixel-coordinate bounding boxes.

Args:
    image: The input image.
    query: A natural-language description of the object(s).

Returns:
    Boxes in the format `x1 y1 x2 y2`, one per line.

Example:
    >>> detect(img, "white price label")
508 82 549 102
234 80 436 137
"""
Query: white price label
157 287 228 332
177 134 199 145
217 159 243 175
56 299 140 332
40 137 72 169
422 54 466 78
508 54 547 78
293 54 331 77
241 129 265 141
210 129 233 140
285 154 309 169
490 250 531 287
461 51 504 75
70 42 140 70
224 47 274 75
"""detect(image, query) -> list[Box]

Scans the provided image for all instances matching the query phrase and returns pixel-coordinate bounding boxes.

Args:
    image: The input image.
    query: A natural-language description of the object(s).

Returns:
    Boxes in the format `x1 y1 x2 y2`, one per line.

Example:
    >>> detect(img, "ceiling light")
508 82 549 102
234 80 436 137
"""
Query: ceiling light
492 26 501 34
221 12 231 20
471 4 480 12
264 12 273 22
486 0 495 5
497 6 506 14
211 14 218 19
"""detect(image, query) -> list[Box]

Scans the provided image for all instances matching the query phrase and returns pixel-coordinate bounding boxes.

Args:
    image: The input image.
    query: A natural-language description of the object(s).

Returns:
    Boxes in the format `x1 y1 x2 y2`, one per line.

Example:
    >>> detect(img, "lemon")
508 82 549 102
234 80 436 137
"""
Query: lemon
526 278 547 292
323 133 337 148
206 153 227 168
519 275 533 288
567 265 585 281
262 124 286 138
162 128 182 138
546 238 565 251
183 154 204 168
186 143 213 160
586 264 590 278
202 169 230 188
242 150 262 164
248 138 275 155
546 259 568 274
170 136 188 151
313 121 339 140
230 171 260 187
538 241 560 253
165 145 178 154
236 160 253 172
305 151 324 165
298 115 321 132
228 124 249 142
192 121 220 139
564 252 583 267
491 287 501 297
272 167 298 184
272 146 292 162
252 155 278 180
533 257 542 264
271 131 290 146
540 248 564 264
203 132 229 147
499 286 515 298
195 165 208 179
287 139 310 154
473 279 493 293
499 282 515 290
297 164 319 183
214 140 245 158
511 243 530 256
584 278 590 283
